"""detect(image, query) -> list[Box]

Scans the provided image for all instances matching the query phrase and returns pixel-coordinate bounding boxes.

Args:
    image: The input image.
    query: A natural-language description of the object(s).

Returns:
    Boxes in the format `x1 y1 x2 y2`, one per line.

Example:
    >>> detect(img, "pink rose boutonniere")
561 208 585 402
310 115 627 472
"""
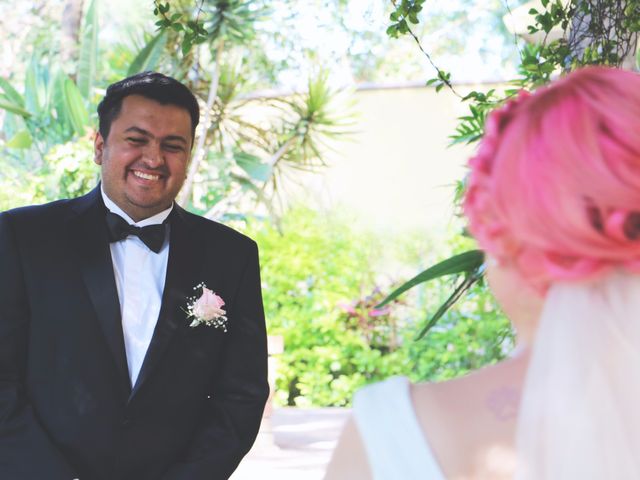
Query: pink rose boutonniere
186 283 228 331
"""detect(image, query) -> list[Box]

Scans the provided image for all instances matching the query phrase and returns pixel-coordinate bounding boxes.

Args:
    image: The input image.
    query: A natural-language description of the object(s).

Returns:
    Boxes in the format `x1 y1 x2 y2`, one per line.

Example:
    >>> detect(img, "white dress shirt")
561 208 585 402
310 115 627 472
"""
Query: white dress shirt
101 188 172 387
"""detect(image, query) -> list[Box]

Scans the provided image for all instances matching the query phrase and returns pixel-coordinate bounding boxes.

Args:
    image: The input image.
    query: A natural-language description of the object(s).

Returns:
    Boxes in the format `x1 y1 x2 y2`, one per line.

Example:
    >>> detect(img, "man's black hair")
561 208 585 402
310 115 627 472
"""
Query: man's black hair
97 71 200 143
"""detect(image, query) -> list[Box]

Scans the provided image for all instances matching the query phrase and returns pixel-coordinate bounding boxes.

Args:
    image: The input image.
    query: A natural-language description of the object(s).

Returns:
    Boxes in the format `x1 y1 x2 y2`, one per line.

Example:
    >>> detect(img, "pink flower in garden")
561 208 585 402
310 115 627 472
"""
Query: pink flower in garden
338 302 357 316
368 307 391 317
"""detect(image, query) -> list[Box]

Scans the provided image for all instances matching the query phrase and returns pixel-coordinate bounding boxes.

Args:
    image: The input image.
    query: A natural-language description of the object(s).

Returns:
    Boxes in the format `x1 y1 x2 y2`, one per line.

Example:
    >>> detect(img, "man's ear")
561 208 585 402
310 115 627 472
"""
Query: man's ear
94 132 105 165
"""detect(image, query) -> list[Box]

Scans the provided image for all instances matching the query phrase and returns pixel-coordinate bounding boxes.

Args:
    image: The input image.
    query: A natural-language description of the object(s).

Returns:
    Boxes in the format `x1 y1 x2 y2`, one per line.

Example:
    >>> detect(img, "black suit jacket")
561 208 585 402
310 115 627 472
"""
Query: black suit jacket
0 187 269 480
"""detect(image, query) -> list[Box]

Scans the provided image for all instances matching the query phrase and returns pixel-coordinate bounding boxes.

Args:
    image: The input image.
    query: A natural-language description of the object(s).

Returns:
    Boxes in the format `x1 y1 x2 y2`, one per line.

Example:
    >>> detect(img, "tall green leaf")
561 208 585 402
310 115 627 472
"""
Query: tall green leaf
375 249 486 339
377 250 485 308
414 270 483 340
62 76 89 136
6 130 32 149
236 152 272 182
77 0 99 100
0 78 24 107
1 106 27 141
24 59 47 115
0 96 31 118
127 31 167 76
52 70 71 133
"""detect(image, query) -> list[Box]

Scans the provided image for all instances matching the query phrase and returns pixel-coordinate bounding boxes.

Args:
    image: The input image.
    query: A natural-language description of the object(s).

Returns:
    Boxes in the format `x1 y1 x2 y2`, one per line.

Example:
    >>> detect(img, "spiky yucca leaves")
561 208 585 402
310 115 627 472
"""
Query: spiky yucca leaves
196 68 354 221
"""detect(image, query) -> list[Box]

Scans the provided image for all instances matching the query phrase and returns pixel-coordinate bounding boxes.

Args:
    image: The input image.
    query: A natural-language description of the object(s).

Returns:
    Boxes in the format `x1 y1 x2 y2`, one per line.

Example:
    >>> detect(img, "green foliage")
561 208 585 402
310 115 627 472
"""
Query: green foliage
0 0 100 168
127 32 168 76
152 0 266 56
388 0 640 145
387 0 426 38
0 137 98 211
202 0 266 46
35 138 99 200
378 250 485 339
269 70 355 173
0 61 91 160
187 66 354 220
469 0 640 139
526 0 640 69
0 165 43 211
245 207 513 406
77 0 99 101
396 234 514 381
403 278 513 381
245 207 381 406
145 1 354 219
153 0 208 55
378 250 484 308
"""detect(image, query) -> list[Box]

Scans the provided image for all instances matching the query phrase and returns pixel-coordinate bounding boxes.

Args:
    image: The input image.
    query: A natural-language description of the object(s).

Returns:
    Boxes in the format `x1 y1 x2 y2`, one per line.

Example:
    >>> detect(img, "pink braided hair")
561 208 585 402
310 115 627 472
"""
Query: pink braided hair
464 67 640 291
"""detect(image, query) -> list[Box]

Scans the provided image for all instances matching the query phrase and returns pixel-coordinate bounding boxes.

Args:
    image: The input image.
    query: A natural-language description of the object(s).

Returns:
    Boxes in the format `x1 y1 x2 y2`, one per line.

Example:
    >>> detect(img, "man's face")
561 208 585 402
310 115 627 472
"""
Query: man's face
94 94 193 222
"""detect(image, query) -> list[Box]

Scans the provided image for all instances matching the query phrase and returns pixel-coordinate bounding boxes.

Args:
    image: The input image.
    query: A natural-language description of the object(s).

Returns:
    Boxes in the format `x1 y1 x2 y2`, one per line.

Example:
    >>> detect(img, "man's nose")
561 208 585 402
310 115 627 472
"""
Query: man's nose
142 142 164 167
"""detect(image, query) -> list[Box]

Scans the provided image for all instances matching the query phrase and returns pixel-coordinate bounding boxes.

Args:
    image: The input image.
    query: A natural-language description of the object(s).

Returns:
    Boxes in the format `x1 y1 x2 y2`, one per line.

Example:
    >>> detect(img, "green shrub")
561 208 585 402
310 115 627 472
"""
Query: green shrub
0 137 98 210
245 207 514 407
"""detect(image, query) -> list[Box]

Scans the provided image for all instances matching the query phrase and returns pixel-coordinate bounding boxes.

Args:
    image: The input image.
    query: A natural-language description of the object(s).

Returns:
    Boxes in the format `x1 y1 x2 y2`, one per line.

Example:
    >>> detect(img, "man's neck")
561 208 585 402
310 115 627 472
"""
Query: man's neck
100 186 173 226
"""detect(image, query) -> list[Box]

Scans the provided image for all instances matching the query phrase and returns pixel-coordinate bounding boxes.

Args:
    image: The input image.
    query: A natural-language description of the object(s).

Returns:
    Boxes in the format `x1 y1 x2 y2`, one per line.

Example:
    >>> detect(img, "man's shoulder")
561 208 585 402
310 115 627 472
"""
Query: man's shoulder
0 196 90 251
1 197 78 225
0 189 101 240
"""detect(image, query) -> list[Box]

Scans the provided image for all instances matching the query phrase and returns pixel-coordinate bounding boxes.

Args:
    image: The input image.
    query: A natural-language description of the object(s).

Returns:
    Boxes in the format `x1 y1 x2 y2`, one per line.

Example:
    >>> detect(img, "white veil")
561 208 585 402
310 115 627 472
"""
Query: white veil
515 270 640 479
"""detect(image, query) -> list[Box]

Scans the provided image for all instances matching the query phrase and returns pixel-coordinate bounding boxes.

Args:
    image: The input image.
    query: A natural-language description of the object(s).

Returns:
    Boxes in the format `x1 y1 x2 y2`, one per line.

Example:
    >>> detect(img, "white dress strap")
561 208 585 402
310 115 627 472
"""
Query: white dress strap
353 376 446 480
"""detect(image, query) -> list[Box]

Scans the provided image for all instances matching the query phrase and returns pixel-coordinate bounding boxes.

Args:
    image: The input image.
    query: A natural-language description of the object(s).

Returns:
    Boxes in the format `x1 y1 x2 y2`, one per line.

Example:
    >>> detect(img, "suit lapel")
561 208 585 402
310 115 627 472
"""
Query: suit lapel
70 187 132 396
130 206 203 399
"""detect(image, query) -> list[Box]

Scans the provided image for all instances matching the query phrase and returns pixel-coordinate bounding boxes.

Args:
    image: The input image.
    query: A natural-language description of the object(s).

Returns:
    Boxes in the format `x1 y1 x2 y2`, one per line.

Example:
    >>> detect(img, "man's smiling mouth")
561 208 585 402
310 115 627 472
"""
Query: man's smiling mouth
132 170 161 181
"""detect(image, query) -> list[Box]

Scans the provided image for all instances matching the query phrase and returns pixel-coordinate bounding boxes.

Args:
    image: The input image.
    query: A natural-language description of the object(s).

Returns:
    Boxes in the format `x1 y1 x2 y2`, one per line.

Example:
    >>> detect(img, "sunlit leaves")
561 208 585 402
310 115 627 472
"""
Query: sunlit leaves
152 0 267 56
6 130 32 149
0 96 31 118
127 32 168 76
426 70 452 93
153 1 208 55
387 0 426 38
77 0 99 101
60 75 89 137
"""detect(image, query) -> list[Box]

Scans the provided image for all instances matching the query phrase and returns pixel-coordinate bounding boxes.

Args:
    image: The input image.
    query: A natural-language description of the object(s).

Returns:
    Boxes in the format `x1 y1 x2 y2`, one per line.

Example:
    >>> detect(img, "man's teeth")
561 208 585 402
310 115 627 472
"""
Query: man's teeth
133 171 160 180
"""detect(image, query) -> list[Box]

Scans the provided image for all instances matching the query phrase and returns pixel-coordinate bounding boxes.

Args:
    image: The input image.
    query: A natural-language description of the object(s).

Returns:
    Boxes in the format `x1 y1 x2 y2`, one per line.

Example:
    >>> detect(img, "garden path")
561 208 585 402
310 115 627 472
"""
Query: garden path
230 407 349 480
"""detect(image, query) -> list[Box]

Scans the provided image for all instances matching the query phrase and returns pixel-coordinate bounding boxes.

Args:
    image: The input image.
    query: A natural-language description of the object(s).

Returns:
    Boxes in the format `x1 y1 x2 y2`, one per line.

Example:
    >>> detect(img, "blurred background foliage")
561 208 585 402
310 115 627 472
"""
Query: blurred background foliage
0 0 540 406
245 207 512 406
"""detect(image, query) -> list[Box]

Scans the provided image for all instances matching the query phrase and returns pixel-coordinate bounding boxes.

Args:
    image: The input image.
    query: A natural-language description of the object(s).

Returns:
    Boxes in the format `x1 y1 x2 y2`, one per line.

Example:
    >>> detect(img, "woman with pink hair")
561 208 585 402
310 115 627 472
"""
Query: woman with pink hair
325 66 640 479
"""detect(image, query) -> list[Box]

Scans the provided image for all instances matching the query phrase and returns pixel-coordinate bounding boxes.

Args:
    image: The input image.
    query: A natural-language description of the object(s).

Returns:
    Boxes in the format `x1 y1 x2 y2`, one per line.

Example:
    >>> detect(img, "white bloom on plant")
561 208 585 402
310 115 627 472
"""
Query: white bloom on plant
186 283 228 331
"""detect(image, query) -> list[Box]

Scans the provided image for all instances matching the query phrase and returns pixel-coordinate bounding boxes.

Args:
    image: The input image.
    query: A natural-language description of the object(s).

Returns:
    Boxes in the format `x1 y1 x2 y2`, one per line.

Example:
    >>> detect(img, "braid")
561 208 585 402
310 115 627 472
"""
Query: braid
464 67 640 290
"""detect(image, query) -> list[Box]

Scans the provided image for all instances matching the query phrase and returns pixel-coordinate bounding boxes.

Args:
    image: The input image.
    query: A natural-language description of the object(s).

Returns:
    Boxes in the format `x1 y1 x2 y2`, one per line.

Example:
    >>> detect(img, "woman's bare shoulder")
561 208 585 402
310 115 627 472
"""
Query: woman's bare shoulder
410 356 527 479
412 353 527 407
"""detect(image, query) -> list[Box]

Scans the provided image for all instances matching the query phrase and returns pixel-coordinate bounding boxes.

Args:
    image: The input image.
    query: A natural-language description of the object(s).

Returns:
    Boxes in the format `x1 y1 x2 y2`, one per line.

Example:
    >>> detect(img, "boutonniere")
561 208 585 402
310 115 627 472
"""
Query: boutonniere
186 283 228 331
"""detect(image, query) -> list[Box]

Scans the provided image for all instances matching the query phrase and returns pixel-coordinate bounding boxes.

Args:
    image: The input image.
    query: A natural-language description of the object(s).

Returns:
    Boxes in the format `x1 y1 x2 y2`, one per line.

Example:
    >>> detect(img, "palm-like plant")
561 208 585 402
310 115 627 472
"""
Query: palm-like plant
203 68 354 220
0 0 98 161
148 1 354 219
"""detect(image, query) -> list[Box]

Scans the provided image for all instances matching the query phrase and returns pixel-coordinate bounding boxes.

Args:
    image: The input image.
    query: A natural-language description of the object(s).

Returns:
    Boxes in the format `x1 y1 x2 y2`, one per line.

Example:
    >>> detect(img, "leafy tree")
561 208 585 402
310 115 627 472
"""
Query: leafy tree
0 0 99 201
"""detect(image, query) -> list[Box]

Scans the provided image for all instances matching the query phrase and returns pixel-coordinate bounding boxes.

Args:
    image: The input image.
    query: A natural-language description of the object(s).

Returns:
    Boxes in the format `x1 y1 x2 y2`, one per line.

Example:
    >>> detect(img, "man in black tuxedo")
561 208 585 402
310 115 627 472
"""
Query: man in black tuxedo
0 72 269 479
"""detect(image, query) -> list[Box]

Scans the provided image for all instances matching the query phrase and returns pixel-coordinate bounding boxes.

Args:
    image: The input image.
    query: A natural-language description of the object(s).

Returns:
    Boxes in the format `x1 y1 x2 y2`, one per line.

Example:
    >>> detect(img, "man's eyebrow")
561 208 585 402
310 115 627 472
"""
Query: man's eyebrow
164 135 188 145
124 126 188 144
124 126 152 137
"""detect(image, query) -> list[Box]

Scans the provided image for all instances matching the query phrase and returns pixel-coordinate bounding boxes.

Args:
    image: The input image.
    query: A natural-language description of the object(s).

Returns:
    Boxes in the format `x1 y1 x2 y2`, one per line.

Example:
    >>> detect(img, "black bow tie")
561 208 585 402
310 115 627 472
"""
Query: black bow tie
106 211 167 253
